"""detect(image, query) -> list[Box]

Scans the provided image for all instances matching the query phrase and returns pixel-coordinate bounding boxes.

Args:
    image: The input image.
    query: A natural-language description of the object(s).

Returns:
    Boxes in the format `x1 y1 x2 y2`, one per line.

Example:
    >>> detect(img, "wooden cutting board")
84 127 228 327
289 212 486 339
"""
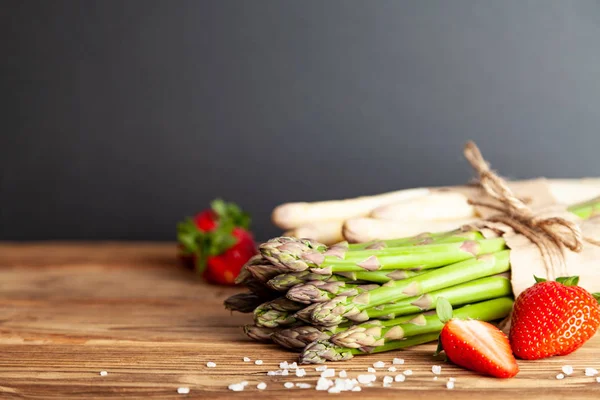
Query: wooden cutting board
0 242 599 399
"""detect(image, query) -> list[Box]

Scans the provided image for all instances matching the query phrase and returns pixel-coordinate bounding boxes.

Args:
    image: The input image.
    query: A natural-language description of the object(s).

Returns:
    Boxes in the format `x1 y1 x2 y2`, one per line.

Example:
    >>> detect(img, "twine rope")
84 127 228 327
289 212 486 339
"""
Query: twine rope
463 141 584 276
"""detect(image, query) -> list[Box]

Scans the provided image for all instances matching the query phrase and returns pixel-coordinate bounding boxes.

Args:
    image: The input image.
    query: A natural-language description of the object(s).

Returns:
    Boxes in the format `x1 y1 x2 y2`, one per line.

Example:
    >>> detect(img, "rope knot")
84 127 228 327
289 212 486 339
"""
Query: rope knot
463 141 584 274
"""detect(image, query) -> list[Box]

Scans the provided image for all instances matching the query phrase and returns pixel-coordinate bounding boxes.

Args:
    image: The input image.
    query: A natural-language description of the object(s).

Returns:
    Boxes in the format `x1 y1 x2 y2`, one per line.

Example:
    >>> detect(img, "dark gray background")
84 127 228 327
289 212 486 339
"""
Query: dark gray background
2 1 600 241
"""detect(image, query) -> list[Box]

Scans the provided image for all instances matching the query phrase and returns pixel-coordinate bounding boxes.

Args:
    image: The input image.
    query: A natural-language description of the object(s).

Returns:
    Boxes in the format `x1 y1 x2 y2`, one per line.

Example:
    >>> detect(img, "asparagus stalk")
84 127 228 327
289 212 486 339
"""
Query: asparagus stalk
224 292 267 313
272 312 425 350
334 269 427 283
310 250 510 326
267 271 350 291
299 332 441 364
286 281 380 304
254 298 305 328
568 196 600 219
331 297 514 348
243 325 279 342
364 275 512 320
262 237 506 275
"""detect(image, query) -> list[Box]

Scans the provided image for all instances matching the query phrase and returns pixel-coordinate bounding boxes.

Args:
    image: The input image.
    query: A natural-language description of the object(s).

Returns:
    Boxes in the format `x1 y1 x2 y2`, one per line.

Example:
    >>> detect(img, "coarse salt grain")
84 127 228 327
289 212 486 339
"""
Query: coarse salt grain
556 373 565 380
289 362 298 369
99 371 108 376
296 368 306 377
328 386 341 393
255 360 263 365
280 361 289 369
321 369 335 378
432 365 442 375
449 377 456 382
433 376 438 381
316 377 333 391
284 382 294 389
228 383 245 392
447 381 455 390
585 368 598 377
177 387 190 394
257 382 267 390
243 357 251 362
562 365 573 375
352 386 362 391
358 374 377 384
367 367 376 373
315 365 328 372
206 362 216 368
282 369 289 376
383 376 393 384
388 366 397 372
596 377 600 383
296 383 311 389
404 369 413 376
339 370 347 378
373 361 386 368
393 358 405 365
394 374 406 382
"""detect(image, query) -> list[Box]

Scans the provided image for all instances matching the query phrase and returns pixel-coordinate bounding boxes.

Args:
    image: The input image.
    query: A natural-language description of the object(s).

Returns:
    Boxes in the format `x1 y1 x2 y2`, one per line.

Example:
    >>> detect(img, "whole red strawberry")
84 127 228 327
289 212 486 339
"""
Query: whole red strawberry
509 276 600 360
435 298 519 378
177 199 257 285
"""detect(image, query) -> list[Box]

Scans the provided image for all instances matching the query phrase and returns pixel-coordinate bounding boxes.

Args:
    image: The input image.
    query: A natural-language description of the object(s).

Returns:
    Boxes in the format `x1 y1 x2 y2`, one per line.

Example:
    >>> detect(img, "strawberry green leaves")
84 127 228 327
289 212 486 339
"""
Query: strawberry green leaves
436 297 453 324
534 275 580 287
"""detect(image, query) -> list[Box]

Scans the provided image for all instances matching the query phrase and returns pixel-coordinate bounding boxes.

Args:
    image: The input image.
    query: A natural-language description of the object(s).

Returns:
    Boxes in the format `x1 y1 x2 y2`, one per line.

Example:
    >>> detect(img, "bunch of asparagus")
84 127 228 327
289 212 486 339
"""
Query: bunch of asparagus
226 198 599 364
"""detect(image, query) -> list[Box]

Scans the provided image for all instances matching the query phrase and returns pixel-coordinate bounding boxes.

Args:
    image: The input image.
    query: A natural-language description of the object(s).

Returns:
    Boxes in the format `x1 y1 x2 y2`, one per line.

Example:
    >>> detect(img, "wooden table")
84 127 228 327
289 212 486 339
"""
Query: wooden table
0 242 599 399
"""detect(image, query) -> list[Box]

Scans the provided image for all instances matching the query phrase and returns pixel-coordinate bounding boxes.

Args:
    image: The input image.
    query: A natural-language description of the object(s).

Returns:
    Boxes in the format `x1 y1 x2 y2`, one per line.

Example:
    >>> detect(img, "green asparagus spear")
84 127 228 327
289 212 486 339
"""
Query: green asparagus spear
299 332 441 364
310 250 510 326
286 281 379 304
253 298 305 328
331 297 513 348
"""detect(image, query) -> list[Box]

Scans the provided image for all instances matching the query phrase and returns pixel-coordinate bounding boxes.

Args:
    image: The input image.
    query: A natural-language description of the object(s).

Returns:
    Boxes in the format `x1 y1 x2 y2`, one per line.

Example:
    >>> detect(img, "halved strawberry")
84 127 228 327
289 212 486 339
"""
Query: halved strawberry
436 298 519 379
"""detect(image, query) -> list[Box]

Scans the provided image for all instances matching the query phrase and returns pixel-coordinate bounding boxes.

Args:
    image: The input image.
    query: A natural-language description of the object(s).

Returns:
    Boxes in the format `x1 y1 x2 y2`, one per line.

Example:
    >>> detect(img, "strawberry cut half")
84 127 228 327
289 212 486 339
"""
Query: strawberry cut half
440 318 519 379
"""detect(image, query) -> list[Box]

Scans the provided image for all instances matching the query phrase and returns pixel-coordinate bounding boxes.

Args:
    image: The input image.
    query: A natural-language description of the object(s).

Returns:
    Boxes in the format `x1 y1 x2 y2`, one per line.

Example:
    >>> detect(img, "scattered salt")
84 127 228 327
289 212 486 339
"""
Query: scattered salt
585 368 598 377
367 367 376 373
433 376 438 381
228 383 245 392
289 362 298 369
432 365 442 375
243 357 251 362
284 382 294 389
177 387 189 394
597 377 600 383
449 377 456 382
328 386 341 393
383 376 393 384
352 386 362 391
99 371 108 377
358 374 377 384
255 360 263 365
394 374 406 382
316 377 333 391
206 362 216 368
282 369 289 376
339 370 347 378
257 382 267 390
296 383 311 389
388 366 397 372
556 373 565 380
446 381 455 390
321 369 335 378
373 361 386 368
296 368 306 377
562 365 573 375
392 358 405 365
280 361 289 369
404 369 413 376
315 365 328 372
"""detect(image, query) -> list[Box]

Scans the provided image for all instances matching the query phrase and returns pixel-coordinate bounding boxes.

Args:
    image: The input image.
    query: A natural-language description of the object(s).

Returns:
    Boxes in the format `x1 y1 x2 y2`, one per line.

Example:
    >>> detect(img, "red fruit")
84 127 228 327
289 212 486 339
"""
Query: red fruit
194 209 217 231
509 277 600 360
177 199 256 285
203 228 257 285
440 319 519 379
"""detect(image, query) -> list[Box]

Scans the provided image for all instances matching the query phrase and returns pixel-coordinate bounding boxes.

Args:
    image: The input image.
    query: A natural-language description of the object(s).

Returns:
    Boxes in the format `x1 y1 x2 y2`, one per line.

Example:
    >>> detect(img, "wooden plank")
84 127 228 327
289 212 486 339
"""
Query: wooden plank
0 242 598 399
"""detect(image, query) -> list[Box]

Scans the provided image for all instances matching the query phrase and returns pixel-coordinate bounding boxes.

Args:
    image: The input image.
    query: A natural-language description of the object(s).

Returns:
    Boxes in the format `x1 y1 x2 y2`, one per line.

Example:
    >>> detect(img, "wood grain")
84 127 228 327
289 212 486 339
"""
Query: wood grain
0 242 598 399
